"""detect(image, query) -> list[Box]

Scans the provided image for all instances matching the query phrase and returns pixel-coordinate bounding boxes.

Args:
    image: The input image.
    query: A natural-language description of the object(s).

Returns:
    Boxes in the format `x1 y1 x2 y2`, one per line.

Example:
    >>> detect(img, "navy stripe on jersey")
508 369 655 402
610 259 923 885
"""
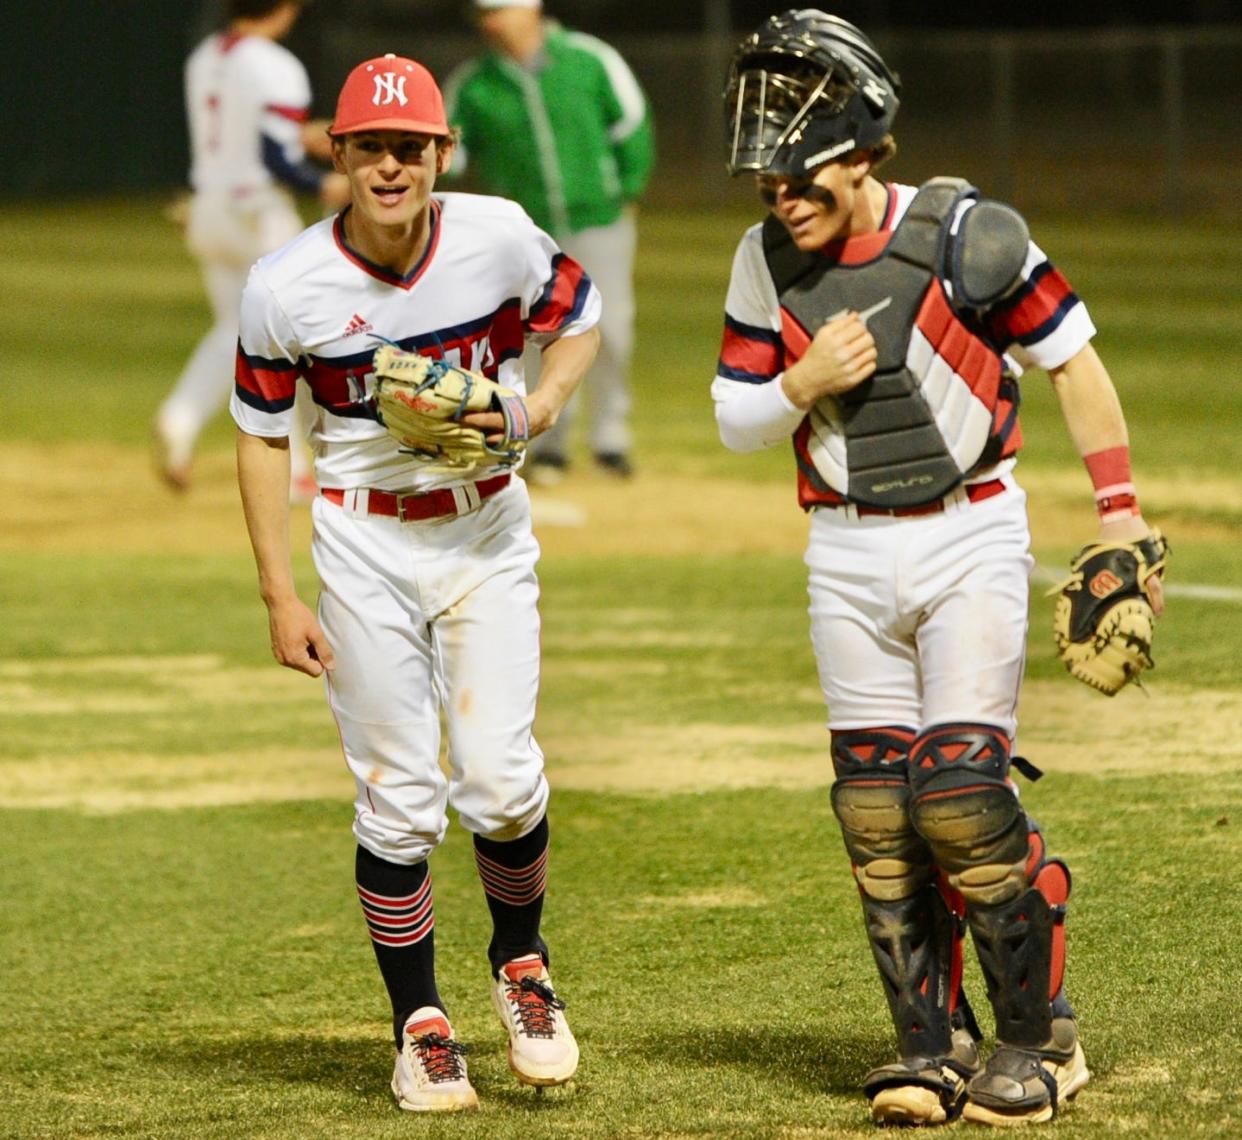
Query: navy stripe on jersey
331 203 441 290
983 260 1081 350
718 314 782 384
299 299 527 416
235 345 298 413
528 253 592 334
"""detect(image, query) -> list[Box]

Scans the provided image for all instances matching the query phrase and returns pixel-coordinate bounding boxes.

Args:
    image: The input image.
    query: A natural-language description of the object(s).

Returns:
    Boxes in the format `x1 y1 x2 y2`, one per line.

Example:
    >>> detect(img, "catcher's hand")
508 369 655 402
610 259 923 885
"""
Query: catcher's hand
370 343 529 472
1049 529 1169 695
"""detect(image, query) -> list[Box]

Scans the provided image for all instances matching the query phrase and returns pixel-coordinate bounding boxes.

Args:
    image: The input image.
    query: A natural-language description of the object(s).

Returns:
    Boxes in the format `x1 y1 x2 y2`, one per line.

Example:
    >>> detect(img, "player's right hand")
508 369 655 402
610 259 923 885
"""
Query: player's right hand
267 597 337 677
782 311 878 409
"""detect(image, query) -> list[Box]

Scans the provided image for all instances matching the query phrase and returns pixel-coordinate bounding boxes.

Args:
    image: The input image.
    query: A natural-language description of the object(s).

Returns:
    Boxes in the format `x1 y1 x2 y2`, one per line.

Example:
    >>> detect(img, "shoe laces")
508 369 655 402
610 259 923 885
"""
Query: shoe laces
410 1031 470 1084
506 975 566 1039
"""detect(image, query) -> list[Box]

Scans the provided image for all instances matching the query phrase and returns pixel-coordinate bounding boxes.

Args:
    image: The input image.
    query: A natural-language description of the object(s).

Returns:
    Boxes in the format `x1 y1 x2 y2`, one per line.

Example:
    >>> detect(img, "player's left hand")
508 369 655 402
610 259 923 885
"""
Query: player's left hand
1049 527 1169 694
1097 514 1165 615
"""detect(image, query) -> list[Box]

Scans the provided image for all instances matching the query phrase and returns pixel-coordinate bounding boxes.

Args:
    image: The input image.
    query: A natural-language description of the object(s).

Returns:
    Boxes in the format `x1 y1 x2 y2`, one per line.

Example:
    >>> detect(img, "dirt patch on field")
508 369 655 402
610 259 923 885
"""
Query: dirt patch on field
0 651 1235 813
2 443 1239 812
5 442 1236 560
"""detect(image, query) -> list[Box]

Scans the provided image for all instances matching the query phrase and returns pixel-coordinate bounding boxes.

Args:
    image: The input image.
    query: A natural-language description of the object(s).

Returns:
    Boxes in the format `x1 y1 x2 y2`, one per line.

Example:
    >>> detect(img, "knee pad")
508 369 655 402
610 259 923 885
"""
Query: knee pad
831 727 931 901
908 723 1029 906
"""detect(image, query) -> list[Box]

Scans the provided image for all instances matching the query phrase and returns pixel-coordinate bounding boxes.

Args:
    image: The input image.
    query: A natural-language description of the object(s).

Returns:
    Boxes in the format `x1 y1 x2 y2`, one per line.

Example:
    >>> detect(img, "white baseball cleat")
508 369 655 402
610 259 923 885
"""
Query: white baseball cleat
492 954 579 1086
390 1007 479 1112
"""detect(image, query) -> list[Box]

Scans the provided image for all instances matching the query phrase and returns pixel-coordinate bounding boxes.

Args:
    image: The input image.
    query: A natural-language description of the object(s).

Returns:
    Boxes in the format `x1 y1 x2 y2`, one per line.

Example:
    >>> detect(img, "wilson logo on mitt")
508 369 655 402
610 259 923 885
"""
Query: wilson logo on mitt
1048 529 1169 696
1088 570 1124 599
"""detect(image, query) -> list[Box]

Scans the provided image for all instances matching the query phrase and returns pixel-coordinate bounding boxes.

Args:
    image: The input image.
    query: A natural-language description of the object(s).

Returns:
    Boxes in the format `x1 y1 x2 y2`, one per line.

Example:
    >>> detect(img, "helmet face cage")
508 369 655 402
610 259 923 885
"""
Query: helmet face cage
724 10 899 178
726 58 854 176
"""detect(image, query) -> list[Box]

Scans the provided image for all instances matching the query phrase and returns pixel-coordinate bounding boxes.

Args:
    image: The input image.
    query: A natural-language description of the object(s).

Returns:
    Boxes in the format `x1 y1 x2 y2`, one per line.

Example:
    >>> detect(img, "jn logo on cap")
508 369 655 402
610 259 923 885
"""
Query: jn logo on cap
372 74 408 107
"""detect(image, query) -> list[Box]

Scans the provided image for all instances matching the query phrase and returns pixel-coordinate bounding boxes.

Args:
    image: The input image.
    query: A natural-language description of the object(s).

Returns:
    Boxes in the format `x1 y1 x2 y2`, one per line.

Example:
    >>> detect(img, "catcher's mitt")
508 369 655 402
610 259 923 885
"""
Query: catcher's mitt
1049 529 1169 695
370 343 529 471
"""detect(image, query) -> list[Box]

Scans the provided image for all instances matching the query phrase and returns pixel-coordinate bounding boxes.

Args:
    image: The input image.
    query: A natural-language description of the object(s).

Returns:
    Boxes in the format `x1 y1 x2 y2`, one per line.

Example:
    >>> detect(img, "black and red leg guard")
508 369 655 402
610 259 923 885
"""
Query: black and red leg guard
907 722 1074 1049
969 827 1073 1048
830 727 977 1060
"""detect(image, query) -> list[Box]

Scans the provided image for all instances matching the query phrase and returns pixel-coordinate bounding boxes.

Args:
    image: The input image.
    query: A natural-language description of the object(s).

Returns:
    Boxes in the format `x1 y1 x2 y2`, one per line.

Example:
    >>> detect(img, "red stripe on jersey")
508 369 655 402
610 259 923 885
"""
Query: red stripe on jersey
988 263 1076 344
793 419 848 509
915 280 1002 407
719 323 781 378
779 305 812 363
819 230 891 266
527 255 587 335
266 104 310 123
236 347 297 406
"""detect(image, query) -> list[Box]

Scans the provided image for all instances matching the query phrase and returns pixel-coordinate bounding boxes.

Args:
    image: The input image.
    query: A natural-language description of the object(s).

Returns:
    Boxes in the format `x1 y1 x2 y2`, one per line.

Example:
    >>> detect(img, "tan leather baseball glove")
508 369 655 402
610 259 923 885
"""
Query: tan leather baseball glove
1049 529 1169 695
371 343 529 471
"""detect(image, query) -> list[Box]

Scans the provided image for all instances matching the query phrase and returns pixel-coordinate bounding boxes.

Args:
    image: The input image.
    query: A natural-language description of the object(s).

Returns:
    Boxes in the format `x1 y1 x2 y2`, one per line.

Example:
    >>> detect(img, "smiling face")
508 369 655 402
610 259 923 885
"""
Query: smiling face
756 152 877 251
331 130 454 235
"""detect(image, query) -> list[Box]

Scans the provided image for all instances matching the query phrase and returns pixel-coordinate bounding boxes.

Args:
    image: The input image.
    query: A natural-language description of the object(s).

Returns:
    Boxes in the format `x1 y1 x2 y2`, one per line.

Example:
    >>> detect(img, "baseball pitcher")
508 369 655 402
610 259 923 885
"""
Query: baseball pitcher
233 53 600 1111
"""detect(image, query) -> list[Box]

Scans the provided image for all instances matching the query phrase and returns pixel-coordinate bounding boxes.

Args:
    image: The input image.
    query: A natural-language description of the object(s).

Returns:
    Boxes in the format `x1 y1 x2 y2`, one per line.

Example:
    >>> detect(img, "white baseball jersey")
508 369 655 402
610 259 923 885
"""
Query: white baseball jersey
232 192 602 491
713 182 1097 472
186 32 312 195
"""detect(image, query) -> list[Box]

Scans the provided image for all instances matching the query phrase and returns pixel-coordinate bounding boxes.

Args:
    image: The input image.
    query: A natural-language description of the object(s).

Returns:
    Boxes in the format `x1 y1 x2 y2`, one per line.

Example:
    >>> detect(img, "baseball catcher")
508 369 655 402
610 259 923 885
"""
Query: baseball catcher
1050 530 1169 695
715 6 1169 1129
370 343 530 471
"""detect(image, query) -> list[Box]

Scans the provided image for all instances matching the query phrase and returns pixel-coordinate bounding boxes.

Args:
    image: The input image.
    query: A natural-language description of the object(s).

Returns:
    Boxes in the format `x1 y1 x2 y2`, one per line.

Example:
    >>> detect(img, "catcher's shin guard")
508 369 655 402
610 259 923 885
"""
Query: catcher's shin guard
830 730 978 1061
963 846 1088 1123
830 727 927 902
968 830 1073 1049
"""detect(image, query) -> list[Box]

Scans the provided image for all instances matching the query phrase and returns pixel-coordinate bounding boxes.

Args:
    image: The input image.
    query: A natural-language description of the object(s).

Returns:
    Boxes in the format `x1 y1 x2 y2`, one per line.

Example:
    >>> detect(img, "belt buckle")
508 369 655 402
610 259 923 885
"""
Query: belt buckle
396 492 419 522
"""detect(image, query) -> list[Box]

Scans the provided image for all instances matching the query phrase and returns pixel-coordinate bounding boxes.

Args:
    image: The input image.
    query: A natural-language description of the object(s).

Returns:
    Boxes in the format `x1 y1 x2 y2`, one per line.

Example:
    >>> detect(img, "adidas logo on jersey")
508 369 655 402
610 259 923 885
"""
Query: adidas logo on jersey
341 313 374 339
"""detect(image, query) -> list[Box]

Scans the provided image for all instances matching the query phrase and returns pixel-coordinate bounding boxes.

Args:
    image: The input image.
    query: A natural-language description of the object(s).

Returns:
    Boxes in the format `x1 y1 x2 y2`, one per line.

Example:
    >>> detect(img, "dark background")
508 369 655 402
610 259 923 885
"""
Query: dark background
3 2 1241 212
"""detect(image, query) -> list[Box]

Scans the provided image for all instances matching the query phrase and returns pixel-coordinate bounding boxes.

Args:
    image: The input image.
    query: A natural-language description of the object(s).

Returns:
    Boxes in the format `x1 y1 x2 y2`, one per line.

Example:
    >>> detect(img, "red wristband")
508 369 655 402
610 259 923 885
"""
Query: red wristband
1084 446 1139 521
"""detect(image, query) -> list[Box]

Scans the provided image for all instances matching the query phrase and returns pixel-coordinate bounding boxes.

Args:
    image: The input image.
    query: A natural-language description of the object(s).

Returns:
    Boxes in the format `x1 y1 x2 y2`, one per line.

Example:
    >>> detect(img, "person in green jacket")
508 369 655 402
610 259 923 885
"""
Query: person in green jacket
444 0 655 482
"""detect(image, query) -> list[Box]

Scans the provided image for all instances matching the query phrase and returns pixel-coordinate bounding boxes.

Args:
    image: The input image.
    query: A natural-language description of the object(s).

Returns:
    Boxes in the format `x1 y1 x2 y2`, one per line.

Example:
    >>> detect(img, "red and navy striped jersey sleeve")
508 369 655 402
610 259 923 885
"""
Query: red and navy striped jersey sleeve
981 242 1095 371
527 251 595 336
717 314 782 384
231 270 303 437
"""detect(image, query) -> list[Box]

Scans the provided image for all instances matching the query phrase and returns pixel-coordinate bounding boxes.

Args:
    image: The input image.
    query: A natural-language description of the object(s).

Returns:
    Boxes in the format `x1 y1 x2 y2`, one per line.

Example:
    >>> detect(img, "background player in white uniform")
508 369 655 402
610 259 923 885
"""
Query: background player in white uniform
233 53 600 1112
156 0 347 496
714 10 1165 1129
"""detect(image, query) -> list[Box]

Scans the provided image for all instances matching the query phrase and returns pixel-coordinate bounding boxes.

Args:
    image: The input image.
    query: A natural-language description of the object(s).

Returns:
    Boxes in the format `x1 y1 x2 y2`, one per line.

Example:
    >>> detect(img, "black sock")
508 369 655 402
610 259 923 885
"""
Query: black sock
355 845 442 1048
473 816 550 976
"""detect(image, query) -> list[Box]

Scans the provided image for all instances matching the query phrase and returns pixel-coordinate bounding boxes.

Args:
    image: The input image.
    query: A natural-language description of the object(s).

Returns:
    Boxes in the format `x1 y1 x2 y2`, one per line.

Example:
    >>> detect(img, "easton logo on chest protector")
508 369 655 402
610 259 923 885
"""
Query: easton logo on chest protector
764 176 1028 509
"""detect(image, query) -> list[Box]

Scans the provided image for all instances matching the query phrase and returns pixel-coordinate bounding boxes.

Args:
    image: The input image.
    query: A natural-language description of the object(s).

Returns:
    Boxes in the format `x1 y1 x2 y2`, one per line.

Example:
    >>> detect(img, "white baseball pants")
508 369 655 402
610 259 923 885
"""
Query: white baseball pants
312 480 550 865
806 477 1034 738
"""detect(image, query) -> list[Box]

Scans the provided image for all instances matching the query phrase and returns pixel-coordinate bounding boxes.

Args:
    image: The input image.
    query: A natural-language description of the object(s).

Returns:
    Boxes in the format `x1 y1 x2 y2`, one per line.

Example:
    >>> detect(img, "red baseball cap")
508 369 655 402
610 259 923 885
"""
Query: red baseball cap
329 54 449 136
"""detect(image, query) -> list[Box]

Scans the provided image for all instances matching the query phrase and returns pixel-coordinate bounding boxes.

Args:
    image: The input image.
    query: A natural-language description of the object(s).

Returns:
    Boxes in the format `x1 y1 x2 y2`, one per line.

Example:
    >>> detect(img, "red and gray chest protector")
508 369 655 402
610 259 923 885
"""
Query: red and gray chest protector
764 177 1028 509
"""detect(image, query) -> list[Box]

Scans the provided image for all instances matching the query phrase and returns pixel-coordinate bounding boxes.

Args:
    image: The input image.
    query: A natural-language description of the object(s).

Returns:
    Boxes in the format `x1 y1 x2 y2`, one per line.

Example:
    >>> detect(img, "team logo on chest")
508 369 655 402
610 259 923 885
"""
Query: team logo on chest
372 74 407 107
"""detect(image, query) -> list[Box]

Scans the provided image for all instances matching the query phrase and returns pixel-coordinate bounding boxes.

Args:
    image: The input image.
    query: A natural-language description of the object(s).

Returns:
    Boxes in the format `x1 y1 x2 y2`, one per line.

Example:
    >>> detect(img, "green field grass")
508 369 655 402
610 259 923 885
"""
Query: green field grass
1 196 1241 1138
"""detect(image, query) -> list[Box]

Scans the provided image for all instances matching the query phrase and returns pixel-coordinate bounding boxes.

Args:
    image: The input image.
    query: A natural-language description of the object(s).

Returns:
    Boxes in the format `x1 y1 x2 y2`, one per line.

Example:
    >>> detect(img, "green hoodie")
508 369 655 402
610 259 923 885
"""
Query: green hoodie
444 24 655 237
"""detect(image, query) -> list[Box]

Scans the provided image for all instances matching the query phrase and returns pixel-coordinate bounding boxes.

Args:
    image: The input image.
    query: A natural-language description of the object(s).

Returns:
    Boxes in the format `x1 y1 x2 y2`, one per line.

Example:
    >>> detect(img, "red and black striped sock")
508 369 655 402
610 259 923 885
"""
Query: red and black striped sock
473 815 550 977
355 845 441 1048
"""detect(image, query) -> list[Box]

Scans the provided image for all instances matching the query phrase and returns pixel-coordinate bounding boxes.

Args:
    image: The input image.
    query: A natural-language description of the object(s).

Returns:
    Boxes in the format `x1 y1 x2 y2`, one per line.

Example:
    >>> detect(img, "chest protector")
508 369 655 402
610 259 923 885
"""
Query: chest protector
764 177 1027 509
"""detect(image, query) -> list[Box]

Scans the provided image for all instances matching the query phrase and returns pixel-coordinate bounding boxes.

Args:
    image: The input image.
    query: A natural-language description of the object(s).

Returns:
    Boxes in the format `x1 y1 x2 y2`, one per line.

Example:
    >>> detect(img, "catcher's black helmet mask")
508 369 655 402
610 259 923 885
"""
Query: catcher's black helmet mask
725 9 900 177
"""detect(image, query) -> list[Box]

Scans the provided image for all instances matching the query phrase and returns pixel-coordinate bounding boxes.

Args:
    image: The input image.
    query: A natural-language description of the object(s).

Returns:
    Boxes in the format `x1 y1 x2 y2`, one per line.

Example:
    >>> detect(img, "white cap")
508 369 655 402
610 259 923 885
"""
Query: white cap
473 0 541 8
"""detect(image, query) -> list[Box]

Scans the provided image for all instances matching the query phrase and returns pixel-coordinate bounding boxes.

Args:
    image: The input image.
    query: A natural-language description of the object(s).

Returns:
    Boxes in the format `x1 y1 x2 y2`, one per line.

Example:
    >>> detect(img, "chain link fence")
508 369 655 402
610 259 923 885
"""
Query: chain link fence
311 21 1242 218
